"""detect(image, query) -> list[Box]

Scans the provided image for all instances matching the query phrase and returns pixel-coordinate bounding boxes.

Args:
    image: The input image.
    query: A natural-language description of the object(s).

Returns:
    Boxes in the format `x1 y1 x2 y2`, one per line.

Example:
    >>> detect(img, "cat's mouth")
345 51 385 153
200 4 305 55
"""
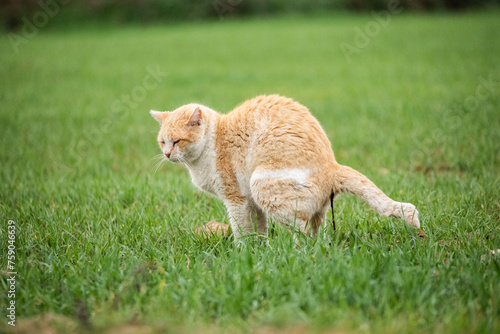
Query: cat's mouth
167 156 180 163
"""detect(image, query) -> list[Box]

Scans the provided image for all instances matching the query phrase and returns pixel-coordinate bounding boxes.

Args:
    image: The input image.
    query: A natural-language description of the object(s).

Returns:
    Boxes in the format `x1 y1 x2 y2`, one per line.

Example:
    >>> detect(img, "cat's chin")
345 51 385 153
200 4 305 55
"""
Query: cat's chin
168 157 180 163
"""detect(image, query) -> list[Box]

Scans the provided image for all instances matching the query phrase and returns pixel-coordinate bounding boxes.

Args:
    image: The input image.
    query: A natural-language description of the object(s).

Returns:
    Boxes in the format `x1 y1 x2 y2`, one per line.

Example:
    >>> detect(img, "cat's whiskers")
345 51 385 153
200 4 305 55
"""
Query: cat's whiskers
150 153 194 174
178 156 194 170
149 154 167 174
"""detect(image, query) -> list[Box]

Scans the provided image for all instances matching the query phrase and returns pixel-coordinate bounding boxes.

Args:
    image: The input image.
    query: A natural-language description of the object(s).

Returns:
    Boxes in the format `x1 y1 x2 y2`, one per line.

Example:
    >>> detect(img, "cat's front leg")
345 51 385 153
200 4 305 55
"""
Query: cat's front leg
225 199 267 239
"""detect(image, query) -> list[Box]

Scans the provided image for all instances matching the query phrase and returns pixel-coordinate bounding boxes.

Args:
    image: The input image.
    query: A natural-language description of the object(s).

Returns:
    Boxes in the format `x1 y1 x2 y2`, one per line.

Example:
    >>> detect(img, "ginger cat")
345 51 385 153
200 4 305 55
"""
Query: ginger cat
150 95 420 239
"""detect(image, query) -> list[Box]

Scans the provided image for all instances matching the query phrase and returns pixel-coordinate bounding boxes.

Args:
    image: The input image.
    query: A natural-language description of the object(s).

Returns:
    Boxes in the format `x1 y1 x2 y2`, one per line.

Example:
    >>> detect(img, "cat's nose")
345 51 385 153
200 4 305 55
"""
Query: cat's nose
165 152 171 158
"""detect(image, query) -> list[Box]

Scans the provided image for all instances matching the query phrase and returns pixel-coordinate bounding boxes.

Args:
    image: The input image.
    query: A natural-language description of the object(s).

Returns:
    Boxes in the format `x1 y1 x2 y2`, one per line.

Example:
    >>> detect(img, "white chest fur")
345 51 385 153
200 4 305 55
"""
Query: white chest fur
185 124 224 199
187 160 223 197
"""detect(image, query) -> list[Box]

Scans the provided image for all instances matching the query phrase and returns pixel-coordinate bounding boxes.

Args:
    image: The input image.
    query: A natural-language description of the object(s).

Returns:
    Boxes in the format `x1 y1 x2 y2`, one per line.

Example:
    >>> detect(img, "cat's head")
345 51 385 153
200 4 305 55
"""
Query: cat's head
150 104 209 163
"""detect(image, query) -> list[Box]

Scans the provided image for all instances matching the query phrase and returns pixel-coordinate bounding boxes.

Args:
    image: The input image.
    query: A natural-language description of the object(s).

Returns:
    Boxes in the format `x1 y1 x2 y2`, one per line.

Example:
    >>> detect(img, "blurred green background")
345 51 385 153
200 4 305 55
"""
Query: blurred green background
2 0 500 30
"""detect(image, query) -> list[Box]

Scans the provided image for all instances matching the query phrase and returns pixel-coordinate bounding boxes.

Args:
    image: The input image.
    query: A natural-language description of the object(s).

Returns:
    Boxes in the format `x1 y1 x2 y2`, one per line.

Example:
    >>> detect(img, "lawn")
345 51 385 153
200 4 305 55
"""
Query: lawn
1 10 499 334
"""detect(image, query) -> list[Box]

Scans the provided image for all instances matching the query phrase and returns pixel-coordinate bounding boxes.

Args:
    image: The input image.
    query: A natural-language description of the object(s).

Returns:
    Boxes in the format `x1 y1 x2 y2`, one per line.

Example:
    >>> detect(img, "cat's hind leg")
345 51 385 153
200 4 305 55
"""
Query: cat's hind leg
249 169 320 236
310 207 329 237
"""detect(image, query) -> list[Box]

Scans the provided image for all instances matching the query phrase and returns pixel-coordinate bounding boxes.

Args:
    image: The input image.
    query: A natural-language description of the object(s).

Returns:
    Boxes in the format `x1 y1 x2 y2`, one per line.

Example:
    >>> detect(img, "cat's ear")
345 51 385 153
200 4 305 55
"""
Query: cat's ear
150 110 168 124
186 107 203 127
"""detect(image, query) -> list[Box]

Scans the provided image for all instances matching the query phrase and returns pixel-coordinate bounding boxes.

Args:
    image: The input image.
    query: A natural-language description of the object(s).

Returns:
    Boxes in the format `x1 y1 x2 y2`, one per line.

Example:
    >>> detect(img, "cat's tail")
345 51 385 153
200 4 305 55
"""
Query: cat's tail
332 164 420 228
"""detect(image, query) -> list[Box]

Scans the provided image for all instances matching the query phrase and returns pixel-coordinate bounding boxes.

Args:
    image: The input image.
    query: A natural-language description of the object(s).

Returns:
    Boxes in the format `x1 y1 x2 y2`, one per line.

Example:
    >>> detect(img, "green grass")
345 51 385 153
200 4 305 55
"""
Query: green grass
1 11 500 334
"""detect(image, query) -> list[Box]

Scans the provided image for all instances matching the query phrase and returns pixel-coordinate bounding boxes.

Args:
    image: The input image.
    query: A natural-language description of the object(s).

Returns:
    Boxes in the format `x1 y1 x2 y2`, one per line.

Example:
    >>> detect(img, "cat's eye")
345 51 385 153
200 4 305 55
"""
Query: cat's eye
160 140 165 145
173 139 181 146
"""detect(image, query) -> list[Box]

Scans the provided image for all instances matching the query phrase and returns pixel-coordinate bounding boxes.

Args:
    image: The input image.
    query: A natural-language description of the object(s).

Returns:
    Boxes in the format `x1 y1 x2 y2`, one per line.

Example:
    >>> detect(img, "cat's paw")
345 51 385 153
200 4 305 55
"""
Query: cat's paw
400 203 420 229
